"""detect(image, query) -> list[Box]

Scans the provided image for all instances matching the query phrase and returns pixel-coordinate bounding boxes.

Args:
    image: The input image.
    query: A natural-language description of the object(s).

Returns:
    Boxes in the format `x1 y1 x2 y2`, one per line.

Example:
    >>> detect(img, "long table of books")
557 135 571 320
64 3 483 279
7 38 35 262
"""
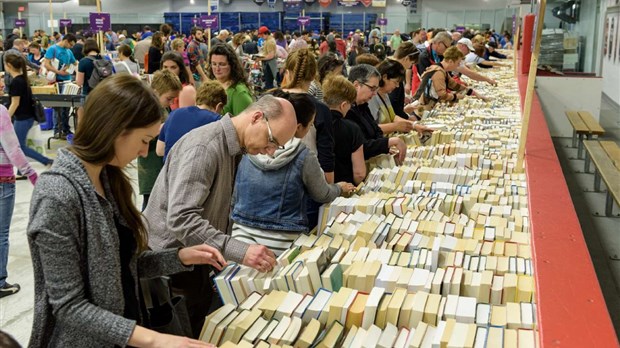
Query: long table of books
205 54 617 348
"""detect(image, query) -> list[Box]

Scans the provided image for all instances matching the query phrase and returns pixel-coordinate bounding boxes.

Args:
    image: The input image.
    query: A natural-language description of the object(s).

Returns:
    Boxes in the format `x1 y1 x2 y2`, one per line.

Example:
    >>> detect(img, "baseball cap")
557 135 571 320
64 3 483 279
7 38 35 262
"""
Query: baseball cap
457 38 474 51
258 26 269 35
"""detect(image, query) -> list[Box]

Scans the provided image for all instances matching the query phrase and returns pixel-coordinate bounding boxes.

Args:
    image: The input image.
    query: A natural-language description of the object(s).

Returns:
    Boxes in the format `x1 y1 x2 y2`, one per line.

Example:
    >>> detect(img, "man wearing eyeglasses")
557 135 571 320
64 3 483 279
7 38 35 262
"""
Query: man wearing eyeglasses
416 31 453 76
144 94 298 337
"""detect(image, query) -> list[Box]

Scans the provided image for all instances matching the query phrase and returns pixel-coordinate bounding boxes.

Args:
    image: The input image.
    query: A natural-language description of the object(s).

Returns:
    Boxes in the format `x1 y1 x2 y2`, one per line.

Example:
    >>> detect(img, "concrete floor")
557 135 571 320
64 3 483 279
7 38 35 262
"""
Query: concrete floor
1 96 619 345
0 134 142 345
552 94 620 337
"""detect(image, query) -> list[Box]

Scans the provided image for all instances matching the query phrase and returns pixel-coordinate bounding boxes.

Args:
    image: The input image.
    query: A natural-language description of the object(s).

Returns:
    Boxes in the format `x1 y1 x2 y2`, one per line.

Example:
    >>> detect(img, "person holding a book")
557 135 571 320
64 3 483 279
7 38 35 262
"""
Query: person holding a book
231 92 356 256
277 47 336 229
322 75 367 186
27 74 224 347
43 33 77 140
143 94 298 337
413 46 487 112
345 64 408 165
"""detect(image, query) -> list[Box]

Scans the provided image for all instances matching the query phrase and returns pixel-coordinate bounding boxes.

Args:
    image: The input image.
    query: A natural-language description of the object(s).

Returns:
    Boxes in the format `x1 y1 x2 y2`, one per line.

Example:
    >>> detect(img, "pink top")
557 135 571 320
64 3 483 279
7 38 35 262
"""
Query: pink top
0 105 38 184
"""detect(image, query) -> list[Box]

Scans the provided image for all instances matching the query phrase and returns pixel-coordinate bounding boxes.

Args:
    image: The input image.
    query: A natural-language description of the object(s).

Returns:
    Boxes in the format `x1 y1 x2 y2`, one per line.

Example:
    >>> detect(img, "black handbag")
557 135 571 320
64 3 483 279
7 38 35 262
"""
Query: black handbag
140 276 193 338
32 96 46 123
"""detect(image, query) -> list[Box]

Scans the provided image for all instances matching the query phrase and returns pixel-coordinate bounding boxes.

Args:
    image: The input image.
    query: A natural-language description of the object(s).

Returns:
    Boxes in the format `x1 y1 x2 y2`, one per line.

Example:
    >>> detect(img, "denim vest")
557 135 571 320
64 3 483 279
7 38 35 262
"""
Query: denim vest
231 147 310 232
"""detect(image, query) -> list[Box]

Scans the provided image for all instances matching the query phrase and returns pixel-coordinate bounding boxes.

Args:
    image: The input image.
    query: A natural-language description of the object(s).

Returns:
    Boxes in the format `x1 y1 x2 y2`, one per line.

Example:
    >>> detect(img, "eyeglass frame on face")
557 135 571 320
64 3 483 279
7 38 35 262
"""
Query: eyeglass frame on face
264 116 285 150
362 82 379 92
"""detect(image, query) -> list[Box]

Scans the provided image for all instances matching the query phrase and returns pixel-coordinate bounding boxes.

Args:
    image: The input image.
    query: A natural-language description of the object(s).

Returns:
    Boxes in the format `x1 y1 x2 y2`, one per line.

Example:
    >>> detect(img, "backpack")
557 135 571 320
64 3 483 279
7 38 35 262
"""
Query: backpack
86 56 114 89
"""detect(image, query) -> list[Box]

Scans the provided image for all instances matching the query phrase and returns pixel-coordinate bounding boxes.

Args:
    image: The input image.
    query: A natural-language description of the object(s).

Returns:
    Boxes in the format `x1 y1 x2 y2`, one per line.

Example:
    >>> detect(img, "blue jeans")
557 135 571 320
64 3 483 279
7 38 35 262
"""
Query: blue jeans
53 83 71 134
13 117 52 165
0 182 16 288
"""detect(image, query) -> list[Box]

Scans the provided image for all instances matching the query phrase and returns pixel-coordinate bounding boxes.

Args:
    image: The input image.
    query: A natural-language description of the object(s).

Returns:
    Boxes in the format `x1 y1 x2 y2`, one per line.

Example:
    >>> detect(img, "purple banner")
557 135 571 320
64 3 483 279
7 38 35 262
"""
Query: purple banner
297 16 311 26
200 15 219 30
89 12 111 32
59 19 72 28
15 19 27 28
455 26 466 33
192 17 200 26
377 18 388 26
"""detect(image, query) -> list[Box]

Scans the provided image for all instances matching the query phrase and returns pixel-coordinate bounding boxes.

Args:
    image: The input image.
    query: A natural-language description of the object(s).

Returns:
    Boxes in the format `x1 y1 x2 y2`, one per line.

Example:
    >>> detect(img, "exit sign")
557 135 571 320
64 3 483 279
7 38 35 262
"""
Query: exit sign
18 6 25 12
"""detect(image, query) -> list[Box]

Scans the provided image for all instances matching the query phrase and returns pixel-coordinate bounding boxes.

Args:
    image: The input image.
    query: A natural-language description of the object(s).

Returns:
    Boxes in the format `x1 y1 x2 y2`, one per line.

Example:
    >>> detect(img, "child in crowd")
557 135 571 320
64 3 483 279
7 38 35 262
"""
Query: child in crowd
138 70 182 210
231 92 355 256
156 80 227 161
322 75 367 185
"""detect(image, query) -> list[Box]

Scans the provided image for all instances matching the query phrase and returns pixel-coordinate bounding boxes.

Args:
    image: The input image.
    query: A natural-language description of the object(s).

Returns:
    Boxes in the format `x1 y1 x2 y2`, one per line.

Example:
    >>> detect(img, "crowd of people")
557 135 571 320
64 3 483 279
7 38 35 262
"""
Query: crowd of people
0 20 512 347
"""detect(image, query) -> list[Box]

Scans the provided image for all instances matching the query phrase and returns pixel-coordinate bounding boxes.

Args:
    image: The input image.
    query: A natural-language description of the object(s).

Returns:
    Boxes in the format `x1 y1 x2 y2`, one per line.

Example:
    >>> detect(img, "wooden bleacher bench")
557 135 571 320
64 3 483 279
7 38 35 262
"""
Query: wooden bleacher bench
583 140 620 216
565 110 605 159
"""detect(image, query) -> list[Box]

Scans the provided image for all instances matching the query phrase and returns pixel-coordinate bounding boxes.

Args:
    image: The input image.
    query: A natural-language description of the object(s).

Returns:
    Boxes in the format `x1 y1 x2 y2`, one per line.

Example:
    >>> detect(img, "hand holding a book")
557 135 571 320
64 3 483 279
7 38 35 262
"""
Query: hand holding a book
337 182 356 195
243 244 277 273
178 244 227 270
413 123 434 135
388 137 407 165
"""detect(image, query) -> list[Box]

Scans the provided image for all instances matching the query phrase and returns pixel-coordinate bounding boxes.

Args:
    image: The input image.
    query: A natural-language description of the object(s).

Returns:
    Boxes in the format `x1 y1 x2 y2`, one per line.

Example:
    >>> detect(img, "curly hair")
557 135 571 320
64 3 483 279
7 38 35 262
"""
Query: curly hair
281 47 317 89
207 43 248 88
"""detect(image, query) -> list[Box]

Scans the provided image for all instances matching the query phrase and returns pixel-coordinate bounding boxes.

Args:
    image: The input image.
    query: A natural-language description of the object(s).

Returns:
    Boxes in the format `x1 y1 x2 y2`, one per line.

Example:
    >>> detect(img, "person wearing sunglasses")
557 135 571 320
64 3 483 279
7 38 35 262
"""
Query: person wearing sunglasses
143 94 298 336
346 64 408 165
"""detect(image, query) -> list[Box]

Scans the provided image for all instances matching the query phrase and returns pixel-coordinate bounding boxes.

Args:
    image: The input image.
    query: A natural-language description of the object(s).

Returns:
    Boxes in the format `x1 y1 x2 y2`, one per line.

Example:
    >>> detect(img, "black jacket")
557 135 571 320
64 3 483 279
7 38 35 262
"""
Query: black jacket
346 103 389 160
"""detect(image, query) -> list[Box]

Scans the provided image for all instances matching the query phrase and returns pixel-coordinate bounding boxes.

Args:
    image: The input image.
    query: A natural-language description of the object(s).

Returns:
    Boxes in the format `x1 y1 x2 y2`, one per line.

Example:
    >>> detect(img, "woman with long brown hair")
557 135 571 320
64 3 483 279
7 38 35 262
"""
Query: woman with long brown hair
147 32 164 73
27 74 224 348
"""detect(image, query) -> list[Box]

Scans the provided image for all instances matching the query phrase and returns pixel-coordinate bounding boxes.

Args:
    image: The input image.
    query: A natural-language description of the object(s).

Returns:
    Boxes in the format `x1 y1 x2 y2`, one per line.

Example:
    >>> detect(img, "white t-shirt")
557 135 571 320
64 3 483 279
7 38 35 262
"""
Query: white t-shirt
465 52 484 65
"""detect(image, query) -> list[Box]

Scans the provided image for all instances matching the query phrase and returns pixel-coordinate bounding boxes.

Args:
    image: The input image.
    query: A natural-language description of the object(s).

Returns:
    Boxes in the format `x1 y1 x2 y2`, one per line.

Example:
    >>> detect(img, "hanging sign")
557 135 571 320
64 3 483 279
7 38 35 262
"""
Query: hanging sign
401 0 411 5
59 19 72 28
200 15 219 29
89 12 111 32
192 17 200 26
298 16 311 26
338 0 359 6
267 0 277 8
319 0 332 8
377 18 388 26
254 0 266 5
15 19 27 28
372 0 386 7
359 0 372 6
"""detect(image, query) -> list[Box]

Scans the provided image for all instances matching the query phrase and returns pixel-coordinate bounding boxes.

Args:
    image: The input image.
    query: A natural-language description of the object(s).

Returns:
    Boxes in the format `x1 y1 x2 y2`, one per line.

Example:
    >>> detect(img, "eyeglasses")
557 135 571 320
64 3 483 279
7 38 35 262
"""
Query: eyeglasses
362 82 379 92
265 117 285 150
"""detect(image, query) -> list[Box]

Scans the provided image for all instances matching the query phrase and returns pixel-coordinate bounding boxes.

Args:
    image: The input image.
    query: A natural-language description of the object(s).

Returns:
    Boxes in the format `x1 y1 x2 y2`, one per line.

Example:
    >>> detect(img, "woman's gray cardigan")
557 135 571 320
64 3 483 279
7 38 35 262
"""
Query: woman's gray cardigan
27 149 192 347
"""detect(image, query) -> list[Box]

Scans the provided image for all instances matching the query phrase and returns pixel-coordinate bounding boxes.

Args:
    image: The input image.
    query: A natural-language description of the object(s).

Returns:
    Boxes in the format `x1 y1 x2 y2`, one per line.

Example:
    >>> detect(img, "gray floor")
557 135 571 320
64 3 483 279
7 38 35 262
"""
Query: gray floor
0 135 142 345
551 94 620 337
1 97 619 345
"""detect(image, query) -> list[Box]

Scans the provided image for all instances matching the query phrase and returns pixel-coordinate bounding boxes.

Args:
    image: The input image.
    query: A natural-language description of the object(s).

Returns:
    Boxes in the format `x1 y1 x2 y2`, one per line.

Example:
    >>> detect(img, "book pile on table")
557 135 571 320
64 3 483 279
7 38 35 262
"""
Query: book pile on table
209 63 539 347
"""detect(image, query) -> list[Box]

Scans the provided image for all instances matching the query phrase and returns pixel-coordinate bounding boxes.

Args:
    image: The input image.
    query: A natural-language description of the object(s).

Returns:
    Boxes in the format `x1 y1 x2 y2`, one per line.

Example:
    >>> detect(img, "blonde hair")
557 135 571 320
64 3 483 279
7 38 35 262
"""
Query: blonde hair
322 75 357 107
442 46 465 62
196 80 227 109
281 48 317 89
150 69 182 95
171 38 185 51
